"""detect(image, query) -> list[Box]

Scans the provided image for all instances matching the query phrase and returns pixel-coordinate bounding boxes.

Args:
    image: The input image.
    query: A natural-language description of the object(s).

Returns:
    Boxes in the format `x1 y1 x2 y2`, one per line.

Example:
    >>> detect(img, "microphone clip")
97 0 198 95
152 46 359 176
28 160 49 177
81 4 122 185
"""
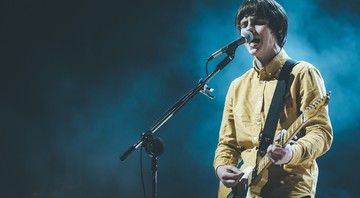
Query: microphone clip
199 79 215 99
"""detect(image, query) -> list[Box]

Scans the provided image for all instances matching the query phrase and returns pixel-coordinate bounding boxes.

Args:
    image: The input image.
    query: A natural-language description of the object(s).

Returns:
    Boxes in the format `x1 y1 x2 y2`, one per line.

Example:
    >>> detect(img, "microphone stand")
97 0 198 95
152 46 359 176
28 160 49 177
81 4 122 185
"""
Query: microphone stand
120 50 236 198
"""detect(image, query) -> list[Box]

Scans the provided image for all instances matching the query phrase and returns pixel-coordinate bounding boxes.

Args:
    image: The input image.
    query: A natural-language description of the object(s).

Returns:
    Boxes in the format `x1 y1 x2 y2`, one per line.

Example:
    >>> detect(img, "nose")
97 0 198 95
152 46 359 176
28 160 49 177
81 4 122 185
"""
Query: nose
244 23 255 34
241 26 254 37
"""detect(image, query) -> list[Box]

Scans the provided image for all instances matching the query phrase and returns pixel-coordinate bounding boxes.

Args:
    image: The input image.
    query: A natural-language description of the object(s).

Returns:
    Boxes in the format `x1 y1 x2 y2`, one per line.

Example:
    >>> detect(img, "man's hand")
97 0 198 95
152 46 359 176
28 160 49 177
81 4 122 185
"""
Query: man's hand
267 143 293 164
216 165 244 188
266 130 293 165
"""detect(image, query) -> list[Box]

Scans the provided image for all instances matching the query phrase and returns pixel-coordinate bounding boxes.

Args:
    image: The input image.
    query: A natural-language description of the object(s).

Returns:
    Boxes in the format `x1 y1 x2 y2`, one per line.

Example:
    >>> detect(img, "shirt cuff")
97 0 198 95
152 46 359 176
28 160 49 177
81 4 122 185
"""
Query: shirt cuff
287 144 302 165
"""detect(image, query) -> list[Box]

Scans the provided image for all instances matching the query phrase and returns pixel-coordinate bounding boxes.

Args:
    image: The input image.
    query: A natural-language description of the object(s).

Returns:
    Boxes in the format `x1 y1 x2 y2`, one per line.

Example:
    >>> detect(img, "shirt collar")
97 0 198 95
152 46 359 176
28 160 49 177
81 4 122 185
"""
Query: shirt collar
253 49 290 81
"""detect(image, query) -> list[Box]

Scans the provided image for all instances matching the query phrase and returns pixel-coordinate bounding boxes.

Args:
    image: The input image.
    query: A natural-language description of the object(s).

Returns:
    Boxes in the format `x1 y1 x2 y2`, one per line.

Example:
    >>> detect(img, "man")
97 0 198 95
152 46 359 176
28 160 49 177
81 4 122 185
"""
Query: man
213 0 333 197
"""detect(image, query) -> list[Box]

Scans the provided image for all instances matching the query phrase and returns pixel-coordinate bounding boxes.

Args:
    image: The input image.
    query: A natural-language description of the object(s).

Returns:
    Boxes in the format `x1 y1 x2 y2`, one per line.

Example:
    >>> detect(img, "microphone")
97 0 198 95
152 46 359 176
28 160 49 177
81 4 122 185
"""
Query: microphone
207 31 253 61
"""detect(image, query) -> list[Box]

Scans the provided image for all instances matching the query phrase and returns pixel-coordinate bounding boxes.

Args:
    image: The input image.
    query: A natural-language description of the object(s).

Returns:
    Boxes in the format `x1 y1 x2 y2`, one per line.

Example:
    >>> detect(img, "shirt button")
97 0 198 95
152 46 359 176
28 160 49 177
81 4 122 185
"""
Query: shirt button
253 136 257 141
256 121 261 125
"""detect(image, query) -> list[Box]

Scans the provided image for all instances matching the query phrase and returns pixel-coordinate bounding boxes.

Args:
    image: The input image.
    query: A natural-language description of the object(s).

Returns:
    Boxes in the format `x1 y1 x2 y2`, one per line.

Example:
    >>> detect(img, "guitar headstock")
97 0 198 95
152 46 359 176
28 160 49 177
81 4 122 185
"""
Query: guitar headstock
304 92 331 118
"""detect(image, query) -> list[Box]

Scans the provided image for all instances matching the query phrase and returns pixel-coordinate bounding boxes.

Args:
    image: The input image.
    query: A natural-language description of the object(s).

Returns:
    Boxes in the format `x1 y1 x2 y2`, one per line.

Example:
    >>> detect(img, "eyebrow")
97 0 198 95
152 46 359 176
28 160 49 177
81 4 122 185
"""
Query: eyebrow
240 16 267 23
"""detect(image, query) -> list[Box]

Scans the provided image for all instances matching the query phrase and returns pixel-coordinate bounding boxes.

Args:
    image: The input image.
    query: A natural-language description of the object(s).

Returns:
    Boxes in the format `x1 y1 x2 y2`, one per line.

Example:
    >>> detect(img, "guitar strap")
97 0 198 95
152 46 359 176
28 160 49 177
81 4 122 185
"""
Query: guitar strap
257 59 298 157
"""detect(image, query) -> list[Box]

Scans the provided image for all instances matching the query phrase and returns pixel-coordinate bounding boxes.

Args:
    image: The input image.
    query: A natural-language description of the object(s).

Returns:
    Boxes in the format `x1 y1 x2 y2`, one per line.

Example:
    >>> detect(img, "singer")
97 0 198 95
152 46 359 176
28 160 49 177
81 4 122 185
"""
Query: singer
213 0 333 198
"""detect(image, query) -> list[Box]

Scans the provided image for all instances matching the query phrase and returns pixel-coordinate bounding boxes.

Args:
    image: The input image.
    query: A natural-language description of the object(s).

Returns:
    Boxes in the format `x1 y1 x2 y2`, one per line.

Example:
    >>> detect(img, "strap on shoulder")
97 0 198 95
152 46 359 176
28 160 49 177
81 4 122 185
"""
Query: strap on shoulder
257 59 298 157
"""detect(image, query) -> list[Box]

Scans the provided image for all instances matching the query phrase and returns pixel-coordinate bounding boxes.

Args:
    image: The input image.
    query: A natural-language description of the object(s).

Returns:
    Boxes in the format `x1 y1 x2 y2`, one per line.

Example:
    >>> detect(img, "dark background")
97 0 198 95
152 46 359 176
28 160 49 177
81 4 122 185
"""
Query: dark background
1 0 360 197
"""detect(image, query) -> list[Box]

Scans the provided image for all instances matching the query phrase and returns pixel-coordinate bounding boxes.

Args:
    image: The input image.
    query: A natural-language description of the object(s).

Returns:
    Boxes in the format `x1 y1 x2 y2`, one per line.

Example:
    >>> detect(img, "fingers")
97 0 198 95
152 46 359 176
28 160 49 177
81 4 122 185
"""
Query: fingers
222 179 239 188
267 144 284 163
220 166 243 179
227 165 242 175
267 144 285 155
217 165 244 188
266 144 293 165
274 129 287 144
274 133 281 142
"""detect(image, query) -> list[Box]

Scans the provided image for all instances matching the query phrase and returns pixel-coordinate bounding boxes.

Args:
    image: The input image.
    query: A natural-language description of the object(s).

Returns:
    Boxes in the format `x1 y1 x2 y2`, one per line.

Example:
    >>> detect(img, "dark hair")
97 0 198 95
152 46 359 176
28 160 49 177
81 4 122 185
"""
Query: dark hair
235 0 288 47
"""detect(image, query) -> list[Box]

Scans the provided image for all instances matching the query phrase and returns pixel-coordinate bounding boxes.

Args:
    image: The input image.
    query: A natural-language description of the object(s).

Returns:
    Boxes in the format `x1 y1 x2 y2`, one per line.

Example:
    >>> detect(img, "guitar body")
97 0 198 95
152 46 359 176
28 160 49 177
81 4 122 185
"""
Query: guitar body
227 166 253 198
226 160 269 198
249 168 268 197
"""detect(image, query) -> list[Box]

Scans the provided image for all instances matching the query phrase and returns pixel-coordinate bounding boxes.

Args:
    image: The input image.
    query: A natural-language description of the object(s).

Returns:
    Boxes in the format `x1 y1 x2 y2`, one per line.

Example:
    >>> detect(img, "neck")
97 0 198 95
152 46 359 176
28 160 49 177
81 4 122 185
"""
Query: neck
255 47 281 69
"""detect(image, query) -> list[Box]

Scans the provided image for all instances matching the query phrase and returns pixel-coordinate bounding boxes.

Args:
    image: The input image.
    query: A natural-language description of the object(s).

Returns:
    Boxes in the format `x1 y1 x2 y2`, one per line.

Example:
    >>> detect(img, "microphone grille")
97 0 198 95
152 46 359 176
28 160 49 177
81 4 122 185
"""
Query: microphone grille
242 31 253 43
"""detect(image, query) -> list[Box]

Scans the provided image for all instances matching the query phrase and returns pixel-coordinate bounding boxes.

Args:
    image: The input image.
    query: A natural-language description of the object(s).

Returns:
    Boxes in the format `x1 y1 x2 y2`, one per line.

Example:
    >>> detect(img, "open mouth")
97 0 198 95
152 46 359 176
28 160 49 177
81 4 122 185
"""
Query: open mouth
250 38 260 44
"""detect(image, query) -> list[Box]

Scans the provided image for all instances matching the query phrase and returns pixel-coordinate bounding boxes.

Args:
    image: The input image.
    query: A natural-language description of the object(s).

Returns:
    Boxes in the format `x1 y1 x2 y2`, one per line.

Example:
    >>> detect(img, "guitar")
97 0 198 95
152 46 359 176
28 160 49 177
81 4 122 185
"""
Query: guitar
227 92 331 198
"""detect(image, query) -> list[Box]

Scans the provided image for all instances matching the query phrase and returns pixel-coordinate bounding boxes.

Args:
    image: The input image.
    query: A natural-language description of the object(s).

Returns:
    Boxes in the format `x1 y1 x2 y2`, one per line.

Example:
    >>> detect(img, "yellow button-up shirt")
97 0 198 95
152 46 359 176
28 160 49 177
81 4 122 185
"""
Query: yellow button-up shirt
214 49 333 197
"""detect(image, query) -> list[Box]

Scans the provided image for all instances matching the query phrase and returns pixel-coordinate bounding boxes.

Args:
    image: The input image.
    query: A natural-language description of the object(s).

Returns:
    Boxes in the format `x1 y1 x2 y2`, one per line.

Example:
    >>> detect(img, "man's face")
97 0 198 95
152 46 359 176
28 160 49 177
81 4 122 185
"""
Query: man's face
240 16 279 61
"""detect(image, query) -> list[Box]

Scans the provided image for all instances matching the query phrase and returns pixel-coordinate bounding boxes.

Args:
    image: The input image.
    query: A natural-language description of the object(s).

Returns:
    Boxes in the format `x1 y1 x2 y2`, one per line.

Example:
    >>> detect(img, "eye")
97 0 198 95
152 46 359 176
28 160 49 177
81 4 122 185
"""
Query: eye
240 21 248 28
254 19 267 26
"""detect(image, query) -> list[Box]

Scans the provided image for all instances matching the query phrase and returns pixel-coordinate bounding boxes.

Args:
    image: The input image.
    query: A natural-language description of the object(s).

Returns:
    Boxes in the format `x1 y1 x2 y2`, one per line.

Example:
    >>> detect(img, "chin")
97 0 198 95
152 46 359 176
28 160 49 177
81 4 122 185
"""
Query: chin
247 48 258 56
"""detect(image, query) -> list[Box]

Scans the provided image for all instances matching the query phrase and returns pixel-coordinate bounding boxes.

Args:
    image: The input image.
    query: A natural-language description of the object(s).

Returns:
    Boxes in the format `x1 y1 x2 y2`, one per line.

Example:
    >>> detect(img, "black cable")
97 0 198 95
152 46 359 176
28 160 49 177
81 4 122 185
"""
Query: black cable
140 147 147 198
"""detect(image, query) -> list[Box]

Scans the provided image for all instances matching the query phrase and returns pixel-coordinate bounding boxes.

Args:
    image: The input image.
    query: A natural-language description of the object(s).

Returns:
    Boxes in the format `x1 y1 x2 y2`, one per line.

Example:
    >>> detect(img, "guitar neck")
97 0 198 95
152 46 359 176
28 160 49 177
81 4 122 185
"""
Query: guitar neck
281 113 307 146
256 112 308 175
